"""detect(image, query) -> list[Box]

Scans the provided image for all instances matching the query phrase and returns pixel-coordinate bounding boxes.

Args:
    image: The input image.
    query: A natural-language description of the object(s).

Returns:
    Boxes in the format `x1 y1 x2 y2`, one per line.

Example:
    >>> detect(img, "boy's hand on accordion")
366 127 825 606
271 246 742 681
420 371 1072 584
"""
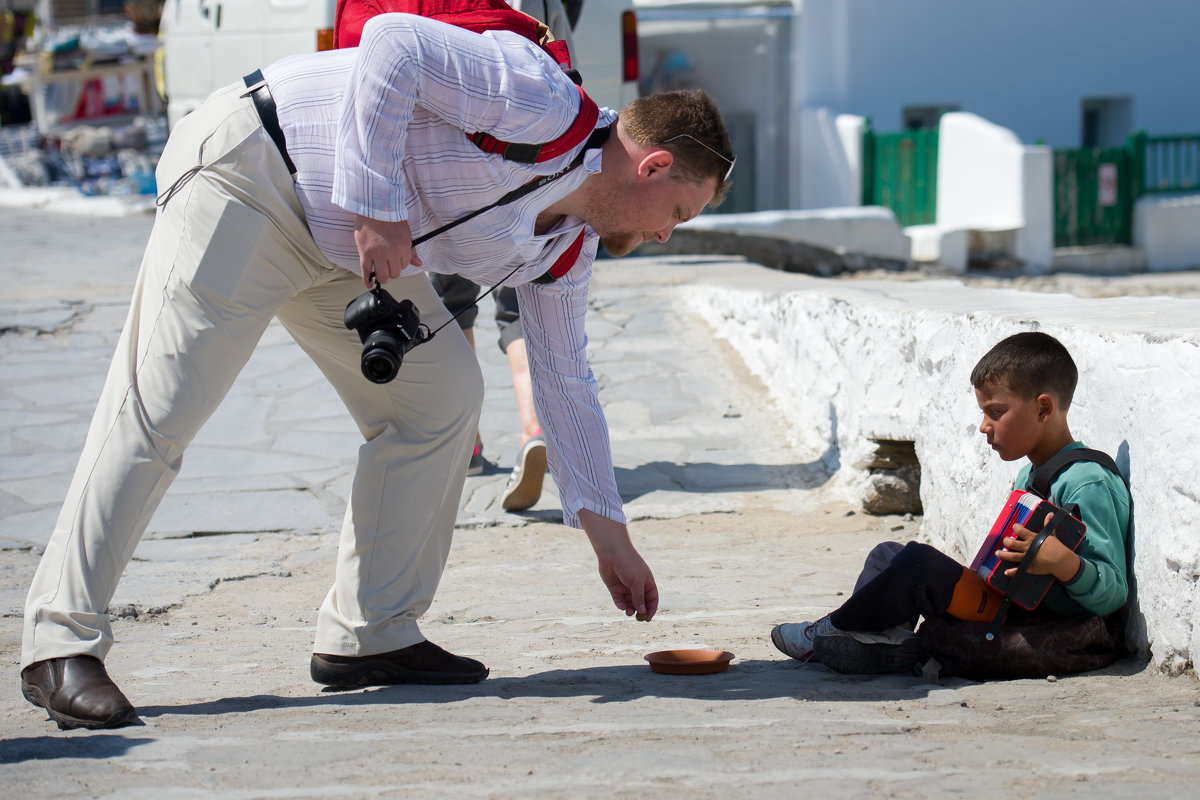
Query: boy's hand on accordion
998 513 1082 582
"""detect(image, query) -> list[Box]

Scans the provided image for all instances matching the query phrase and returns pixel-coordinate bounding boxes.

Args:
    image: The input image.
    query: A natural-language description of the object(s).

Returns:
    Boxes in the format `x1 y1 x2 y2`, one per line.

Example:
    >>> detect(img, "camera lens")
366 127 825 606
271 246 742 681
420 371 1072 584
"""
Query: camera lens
362 351 400 383
361 330 403 384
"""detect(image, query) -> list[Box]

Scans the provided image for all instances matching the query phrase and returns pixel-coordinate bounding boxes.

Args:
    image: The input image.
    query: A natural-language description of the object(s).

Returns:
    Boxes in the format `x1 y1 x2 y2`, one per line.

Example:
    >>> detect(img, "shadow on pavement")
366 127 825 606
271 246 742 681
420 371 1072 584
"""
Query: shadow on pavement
614 459 833 504
129 659 950 722
0 734 156 764
610 414 839 503
7 654 1151 746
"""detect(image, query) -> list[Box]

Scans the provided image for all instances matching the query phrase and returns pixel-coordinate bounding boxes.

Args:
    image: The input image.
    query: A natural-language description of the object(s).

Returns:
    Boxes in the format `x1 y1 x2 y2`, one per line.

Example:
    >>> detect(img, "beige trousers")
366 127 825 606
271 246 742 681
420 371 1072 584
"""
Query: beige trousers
21 83 483 669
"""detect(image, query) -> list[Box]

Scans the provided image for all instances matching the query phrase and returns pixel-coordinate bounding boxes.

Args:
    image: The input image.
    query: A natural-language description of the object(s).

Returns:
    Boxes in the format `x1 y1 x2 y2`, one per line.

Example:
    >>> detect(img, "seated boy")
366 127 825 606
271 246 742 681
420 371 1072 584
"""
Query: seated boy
771 331 1132 675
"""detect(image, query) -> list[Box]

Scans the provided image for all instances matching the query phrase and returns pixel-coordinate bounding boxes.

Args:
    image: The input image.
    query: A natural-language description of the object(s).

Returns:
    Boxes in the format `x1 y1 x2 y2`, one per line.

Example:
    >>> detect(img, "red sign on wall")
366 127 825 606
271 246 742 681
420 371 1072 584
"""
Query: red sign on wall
1098 163 1118 207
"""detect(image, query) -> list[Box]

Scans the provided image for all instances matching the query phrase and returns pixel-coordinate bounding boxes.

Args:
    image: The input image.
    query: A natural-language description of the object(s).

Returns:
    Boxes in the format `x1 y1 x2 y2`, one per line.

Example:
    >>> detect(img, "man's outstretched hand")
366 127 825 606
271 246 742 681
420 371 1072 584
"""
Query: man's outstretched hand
579 509 659 621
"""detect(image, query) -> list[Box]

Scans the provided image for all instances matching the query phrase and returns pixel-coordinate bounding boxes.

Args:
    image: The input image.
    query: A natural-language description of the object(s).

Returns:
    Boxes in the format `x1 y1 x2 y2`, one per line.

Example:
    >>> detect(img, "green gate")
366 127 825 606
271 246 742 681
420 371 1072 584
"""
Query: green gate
1053 146 1133 247
861 123 939 227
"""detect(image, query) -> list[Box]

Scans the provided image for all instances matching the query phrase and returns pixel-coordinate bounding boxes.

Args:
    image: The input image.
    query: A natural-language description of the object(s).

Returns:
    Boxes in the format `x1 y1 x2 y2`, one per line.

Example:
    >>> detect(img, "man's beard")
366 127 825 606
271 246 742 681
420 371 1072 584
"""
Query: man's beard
599 232 643 258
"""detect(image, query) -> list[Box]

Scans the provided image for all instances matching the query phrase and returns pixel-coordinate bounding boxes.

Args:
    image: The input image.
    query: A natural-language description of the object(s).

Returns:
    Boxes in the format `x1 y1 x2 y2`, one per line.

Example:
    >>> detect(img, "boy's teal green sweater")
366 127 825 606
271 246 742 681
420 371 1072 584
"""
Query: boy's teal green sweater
1015 441 1132 618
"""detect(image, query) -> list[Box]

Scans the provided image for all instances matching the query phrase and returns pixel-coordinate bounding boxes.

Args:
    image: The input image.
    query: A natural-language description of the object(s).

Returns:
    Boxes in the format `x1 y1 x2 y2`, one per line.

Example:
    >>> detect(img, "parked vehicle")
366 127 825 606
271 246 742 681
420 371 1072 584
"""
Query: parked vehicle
159 0 637 129
566 0 639 112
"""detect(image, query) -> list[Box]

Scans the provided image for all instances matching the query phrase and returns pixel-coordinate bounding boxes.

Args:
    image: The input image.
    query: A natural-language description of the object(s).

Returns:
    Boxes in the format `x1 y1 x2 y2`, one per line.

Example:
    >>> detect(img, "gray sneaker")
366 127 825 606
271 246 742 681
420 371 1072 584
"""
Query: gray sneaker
501 434 547 512
771 614 837 662
812 626 925 674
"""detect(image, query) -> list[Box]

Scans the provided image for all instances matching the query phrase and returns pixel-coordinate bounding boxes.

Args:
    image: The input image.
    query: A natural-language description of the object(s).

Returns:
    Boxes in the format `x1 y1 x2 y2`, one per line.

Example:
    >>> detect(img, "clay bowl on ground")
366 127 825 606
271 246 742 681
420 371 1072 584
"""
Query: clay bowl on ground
644 649 735 675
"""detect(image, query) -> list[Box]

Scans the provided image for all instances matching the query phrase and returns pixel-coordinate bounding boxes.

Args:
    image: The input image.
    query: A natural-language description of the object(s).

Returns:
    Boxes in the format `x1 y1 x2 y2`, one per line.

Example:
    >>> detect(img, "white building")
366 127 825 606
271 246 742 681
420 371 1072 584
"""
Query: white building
635 0 1200 213
800 0 1200 150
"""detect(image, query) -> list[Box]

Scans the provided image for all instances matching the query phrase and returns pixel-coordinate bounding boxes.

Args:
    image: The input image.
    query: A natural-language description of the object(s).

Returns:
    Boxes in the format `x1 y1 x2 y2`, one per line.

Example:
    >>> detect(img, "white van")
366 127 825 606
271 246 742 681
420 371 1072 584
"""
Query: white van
160 0 638 129
159 0 336 129
560 0 640 112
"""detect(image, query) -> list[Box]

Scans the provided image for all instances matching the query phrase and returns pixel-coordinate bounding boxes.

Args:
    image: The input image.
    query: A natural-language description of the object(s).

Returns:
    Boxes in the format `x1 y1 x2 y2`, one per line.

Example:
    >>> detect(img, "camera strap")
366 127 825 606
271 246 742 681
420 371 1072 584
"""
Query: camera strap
412 125 610 249
413 125 612 337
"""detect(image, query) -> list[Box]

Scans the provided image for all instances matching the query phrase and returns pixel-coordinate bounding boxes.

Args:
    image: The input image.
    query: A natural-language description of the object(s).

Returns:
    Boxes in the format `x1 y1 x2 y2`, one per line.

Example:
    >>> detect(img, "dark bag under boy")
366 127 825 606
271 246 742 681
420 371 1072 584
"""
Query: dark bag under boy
918 448 1128 680
917 613 1123 680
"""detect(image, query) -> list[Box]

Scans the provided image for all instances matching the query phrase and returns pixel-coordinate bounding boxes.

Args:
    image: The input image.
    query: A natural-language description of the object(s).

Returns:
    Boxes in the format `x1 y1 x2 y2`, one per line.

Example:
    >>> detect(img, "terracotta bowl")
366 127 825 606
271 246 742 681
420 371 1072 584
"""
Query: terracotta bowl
644 649 735 675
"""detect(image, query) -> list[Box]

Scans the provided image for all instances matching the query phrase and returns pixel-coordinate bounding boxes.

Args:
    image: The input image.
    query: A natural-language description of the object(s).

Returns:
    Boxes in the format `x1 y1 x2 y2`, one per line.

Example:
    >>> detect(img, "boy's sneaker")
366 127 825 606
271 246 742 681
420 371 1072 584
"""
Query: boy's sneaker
771 614 837 662
812 626 925 675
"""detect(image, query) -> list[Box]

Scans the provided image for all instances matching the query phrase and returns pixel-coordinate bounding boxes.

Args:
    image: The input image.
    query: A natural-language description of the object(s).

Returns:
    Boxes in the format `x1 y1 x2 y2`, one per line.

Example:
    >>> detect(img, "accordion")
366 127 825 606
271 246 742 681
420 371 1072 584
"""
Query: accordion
970 490 1087 611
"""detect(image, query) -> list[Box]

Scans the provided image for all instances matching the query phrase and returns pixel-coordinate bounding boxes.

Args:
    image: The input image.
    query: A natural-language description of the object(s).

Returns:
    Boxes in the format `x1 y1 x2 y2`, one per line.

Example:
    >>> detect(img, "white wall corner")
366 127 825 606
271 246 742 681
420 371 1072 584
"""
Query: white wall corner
1015 145 1054 273
798 106 865 210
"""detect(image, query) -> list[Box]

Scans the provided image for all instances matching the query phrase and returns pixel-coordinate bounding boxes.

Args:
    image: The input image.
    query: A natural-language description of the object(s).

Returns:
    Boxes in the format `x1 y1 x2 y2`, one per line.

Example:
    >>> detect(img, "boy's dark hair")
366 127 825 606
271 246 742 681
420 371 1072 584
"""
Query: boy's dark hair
970 332 1079 409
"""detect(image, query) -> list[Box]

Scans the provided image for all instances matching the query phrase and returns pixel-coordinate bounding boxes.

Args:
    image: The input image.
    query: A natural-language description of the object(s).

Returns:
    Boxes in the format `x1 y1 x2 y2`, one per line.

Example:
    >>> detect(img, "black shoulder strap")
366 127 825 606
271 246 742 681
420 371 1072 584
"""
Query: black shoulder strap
1029 448 1124 499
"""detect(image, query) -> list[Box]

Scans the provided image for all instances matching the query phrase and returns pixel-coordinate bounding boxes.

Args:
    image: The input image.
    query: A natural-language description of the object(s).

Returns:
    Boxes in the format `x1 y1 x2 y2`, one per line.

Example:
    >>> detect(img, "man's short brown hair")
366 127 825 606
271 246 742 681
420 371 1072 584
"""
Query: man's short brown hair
620 89 734 206
970 331 1079 410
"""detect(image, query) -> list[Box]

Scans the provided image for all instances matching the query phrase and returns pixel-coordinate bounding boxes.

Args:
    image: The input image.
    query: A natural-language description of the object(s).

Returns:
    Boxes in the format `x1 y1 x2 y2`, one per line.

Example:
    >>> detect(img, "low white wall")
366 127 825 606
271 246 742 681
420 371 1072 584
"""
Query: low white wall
797 109 1055 270
797 106 866 211
937 112 1053 272
907 224 969 273
1134 194 1200 272
684 264 1200 675
683 207 910 263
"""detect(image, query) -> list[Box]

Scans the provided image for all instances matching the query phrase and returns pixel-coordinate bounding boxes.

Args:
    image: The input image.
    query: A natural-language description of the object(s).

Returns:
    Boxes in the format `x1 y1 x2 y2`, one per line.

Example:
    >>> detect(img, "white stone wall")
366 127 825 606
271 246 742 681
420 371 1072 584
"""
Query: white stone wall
682 207 911 263
797 106 866 211
1134 194 1200 272
685 265 1200 675
936 112 1054 271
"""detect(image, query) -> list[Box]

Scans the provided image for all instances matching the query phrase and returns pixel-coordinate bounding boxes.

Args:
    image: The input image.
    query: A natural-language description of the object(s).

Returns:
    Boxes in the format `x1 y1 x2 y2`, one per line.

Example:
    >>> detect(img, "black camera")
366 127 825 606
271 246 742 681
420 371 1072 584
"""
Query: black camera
344 284 432 384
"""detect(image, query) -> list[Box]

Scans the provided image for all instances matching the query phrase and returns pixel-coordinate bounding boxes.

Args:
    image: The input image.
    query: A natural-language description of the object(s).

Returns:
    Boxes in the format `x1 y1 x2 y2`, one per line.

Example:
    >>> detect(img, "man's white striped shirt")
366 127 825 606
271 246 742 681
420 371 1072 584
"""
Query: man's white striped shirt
262 13 624 526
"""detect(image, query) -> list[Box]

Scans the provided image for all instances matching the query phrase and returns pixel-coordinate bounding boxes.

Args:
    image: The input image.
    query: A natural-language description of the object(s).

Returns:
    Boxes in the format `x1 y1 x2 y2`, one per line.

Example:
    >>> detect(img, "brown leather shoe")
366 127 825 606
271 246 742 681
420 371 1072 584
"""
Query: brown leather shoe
21 655 139 730
311 640 489 688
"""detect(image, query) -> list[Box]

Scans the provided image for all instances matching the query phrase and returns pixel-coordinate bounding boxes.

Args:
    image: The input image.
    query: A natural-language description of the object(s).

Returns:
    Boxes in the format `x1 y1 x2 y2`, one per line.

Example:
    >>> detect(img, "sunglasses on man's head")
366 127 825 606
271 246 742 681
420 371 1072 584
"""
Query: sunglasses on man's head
662 133 736 183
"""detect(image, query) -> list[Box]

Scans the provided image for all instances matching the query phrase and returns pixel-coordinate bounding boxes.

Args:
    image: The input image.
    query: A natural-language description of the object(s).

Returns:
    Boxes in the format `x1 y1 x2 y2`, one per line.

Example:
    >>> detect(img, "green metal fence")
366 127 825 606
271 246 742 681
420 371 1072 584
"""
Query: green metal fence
859 122 1199 247
861 122 938 227
1136 132 1200 195
1054 132 1200 247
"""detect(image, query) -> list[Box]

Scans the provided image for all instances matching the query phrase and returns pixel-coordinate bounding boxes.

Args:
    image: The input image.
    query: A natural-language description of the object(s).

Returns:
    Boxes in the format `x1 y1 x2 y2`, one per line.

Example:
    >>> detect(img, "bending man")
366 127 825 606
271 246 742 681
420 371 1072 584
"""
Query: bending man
20 13 733 730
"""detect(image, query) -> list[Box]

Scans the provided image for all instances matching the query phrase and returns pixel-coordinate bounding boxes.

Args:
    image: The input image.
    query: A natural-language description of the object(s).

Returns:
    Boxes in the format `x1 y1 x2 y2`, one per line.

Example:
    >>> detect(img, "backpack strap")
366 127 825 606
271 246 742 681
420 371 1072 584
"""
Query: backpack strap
1029 448 1124 499
531 229 587 284
468 84 600 164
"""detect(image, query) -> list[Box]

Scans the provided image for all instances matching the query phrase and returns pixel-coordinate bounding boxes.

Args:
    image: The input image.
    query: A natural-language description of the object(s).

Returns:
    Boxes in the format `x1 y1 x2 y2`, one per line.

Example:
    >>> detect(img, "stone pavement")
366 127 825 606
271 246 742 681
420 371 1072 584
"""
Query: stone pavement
3 206 1200 798
0 206 818 621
